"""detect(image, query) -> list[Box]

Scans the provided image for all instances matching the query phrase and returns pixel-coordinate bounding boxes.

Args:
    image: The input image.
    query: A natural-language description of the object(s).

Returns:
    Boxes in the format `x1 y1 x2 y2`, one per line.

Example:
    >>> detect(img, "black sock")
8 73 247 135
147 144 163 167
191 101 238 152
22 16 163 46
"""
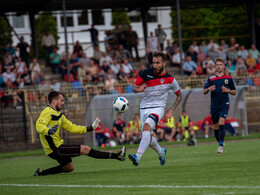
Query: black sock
40 165 65 176
214 130 219 142
219 125 225 146
88 148 118 159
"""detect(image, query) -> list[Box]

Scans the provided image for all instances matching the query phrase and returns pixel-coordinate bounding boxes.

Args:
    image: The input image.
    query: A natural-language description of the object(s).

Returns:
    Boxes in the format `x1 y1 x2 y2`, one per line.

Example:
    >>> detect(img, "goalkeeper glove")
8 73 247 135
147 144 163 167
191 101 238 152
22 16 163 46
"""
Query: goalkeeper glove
48 125 59 135
87 118 101 132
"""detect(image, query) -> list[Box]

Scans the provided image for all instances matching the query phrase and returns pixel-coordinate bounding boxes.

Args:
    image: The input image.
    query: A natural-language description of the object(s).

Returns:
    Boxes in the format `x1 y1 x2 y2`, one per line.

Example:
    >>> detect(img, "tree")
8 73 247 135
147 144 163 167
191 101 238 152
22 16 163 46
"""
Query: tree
112 9 131 30
35 12 59 59
0 16 12 59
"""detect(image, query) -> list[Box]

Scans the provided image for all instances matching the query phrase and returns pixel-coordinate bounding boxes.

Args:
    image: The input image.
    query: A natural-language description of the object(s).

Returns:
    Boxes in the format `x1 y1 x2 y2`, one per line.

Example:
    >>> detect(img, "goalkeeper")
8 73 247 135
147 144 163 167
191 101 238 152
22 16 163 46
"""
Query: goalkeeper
33 91 126 176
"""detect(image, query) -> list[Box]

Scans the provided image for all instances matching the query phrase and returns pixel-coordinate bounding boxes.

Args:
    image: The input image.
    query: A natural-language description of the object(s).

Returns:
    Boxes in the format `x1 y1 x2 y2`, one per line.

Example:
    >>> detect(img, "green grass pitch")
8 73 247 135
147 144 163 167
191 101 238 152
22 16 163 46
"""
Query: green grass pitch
0 139 260 194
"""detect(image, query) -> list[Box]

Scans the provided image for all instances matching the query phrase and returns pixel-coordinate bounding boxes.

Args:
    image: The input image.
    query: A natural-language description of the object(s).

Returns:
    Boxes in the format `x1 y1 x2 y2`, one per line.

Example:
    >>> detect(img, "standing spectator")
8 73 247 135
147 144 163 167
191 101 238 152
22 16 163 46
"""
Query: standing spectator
189 41 199 53
248 44 260 61
229 37 236 47
183 56 197 76
112 113 126 144
49 47 61 74
41 29 56 67
116 25 128 49
127 26 140 61
105 74 118 94
16 36 30 68
146 32 161 53
187 47 198 62
87 24 99 49
238 45 248 60
100 52 113 66
200 40 208 54
49 78 61 91
73 41 83 57
30 58 41 85
155 24 166 51
116 44 131 62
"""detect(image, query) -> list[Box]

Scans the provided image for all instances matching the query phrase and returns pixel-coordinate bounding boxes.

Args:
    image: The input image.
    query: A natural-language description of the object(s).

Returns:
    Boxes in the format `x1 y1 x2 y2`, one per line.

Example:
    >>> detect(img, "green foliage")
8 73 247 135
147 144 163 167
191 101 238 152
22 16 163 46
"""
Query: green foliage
112 9 131 30
35 12 59 59
0 16 12 58
171 6 250 51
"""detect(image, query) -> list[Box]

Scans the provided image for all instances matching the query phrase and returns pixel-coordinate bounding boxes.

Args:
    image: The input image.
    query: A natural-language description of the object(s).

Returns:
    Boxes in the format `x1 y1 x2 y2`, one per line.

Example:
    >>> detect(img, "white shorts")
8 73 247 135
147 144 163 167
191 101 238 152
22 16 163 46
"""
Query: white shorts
140 107 165 132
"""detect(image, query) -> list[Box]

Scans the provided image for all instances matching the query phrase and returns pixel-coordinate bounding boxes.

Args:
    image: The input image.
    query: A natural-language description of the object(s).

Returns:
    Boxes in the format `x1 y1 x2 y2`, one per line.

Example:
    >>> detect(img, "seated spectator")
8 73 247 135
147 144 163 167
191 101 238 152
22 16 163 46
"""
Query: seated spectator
125 114 141 144
0 74 4 87
187 47 198 62
49 47 61 74
154 121 166 142
225 116 239 136
105 74 118 94
225 59 236 76
216 45 228 62
100 60 111 74
187 71 201 87
3 56 14 72
248 44 260 61
197 47 206 63
93 46 103 63
189 41 199 53
79 53 90 67
238 45 248 60
116 44 131 62
95 121 108 147
207 39 219 50
3 50 12 64
255 56 260 74
69 54 81 78
235 56 248 76
12 90 23 109
49 78 61 91
15 56 27 81
206 62 216 76
196 62 203 75
202 56 214 74
202 114 213 139
5 42 16 59
165 40 174 61
178 111 196 145
159 115 177 142
100 52 113 66
30 58 42 85
245 53 256 68
200 40 208 54
183 56 197 76
77 62 88 84
117 66 128 82
172 48 185 67
121 58 133 75
112 113 126 144
207 46 218 61
110 59 120 75
73 41 83 57
227 46 238 64
3 68 16 86
229 36 236 47
220 39 228 50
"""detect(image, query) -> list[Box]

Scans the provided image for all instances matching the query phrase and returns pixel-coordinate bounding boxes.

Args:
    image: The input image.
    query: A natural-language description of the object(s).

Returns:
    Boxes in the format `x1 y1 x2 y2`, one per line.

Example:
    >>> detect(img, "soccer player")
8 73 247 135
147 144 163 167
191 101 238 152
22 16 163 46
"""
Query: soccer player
203 58 236 155
33 91 126 176
128 52 182 166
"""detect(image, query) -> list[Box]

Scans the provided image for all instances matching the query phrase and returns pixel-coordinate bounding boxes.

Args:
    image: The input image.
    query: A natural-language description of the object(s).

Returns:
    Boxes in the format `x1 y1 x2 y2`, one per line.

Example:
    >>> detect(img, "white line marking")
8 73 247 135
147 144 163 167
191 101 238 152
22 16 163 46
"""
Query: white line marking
0 184 260 189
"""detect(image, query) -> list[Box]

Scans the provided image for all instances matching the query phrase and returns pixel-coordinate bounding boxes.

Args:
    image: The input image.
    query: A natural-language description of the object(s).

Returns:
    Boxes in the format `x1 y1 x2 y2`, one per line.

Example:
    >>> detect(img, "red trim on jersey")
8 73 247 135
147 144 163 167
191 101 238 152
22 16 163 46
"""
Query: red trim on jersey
210 74 232 82
153 70 167 76
146 77 174 87
134 76 145 86
175 89 181 94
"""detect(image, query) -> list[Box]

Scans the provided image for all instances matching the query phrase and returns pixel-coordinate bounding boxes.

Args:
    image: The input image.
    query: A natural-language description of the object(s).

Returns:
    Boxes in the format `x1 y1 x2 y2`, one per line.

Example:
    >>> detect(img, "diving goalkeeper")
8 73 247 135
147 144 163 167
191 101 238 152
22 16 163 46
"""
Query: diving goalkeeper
33 91 126 176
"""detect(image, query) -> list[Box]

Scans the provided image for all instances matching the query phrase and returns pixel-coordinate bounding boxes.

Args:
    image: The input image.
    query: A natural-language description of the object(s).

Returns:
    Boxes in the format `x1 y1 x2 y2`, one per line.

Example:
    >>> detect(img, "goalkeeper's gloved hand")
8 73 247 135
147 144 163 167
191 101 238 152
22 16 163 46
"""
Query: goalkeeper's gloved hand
48 125 59 135
87 118 101 132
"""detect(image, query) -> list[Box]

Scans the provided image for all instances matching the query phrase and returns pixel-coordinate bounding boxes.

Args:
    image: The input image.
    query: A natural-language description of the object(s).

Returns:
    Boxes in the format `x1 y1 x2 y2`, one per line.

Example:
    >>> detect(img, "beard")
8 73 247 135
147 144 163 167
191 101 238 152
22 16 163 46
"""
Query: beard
56 105 61 111
154 67 164 74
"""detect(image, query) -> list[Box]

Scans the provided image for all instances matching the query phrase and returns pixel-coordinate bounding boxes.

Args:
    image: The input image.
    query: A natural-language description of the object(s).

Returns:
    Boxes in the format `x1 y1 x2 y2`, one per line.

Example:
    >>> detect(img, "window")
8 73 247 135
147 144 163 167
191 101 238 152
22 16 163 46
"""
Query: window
128 10 141 22
78 10 89 25
12 15 25 28
61 12 74 27
92 10 104 25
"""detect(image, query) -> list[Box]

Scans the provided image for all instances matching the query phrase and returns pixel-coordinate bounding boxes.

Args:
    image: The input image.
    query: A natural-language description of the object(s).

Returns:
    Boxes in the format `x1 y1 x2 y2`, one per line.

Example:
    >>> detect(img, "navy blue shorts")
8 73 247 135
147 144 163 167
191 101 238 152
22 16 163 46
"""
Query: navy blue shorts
211 106 229 124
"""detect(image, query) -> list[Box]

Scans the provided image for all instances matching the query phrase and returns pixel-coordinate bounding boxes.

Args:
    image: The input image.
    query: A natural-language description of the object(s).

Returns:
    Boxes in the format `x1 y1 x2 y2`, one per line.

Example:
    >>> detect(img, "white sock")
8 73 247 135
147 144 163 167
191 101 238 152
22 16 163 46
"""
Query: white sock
150 136 163 157
136 131 151 160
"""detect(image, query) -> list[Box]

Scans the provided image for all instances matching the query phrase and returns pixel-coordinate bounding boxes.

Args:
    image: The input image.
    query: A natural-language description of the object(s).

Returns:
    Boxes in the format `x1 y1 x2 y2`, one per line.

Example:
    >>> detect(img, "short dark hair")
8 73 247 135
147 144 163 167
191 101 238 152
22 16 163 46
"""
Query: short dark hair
214 58 225 64
153 52 167 62
48 91 65 104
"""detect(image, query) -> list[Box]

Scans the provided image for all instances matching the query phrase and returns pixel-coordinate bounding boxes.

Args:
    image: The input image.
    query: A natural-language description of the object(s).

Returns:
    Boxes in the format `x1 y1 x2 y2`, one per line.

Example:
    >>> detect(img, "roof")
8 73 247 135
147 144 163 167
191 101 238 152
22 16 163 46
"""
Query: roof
0 0 258 13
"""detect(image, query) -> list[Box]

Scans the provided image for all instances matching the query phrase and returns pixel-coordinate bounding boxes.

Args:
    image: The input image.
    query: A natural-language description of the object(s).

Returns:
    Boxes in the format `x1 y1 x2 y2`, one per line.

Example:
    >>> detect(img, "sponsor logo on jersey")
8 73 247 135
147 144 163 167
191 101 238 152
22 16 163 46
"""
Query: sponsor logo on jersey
225 79 229 84
161 78 165 83
209 75 216 79
147 75 153 78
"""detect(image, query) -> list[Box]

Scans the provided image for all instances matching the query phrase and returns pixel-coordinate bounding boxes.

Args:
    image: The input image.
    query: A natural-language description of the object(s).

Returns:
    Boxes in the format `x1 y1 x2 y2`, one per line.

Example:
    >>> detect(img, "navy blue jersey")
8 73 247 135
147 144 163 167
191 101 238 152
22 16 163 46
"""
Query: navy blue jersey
204 74 236 109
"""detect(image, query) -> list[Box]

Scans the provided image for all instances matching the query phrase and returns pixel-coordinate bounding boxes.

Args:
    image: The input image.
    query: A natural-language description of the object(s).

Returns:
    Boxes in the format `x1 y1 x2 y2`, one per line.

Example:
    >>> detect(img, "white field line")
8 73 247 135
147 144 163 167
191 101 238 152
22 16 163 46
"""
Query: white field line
0 184 260 189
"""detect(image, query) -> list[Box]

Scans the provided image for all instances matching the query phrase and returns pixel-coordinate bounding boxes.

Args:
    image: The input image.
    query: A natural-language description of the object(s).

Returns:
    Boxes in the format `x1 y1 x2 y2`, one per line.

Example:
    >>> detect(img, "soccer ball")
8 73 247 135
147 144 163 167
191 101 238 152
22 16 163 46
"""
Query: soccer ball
112 97 129 113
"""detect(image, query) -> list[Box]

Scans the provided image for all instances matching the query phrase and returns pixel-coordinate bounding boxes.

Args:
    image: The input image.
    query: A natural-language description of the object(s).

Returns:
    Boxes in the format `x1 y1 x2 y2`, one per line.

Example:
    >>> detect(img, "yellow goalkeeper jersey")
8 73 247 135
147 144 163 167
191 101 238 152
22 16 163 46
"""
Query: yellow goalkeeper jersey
36 106 87 155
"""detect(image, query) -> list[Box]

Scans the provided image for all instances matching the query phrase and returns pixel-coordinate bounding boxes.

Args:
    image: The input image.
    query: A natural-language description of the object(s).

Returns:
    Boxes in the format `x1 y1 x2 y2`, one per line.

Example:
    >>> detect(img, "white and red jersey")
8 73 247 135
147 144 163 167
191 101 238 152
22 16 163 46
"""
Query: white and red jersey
134 67 180 109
